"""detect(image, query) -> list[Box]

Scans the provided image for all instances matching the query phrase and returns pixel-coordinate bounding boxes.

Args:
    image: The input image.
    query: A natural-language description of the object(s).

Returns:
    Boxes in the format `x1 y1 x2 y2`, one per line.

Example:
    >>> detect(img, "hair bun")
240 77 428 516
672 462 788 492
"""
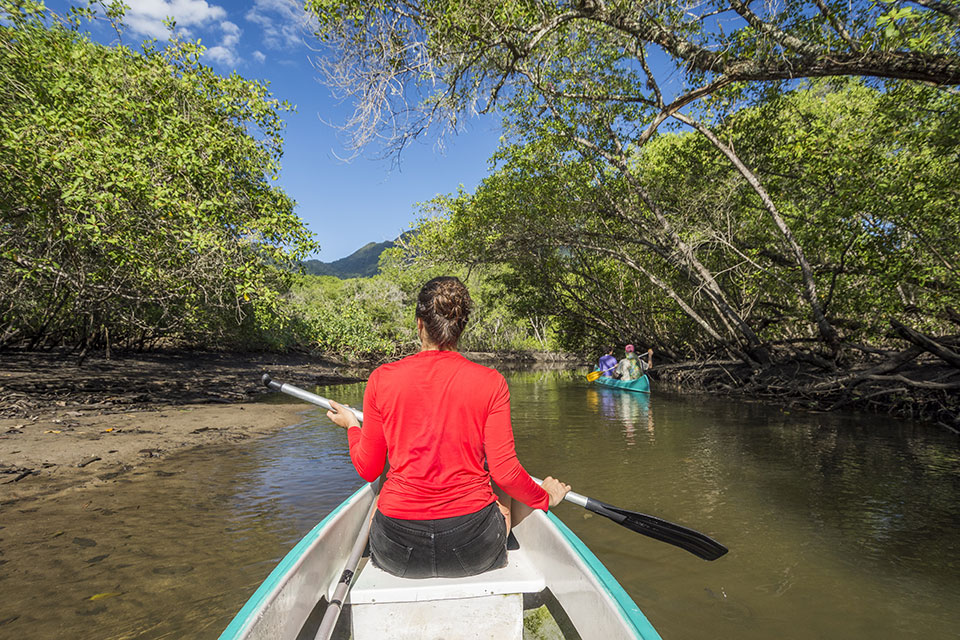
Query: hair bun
416 277 473 348
433 282 468 321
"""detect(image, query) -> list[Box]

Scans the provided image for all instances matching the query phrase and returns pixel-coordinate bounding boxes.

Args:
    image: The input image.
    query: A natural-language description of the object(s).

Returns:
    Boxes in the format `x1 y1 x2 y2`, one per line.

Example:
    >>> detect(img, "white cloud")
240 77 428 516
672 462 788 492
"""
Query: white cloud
205 45 236 65
253 50 267 63
245 0 314 50
122 0 228 40
220 19 241 48
204 20 242 66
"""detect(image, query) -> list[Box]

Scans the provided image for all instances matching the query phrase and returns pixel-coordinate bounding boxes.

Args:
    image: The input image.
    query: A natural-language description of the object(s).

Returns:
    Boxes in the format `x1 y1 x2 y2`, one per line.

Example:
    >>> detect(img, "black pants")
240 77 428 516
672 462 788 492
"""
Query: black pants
370 502 508 579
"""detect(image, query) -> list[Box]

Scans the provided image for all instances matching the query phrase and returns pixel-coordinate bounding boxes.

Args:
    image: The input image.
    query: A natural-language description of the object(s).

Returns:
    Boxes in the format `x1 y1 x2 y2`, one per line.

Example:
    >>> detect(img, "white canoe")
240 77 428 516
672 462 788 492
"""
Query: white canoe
219 483 661 640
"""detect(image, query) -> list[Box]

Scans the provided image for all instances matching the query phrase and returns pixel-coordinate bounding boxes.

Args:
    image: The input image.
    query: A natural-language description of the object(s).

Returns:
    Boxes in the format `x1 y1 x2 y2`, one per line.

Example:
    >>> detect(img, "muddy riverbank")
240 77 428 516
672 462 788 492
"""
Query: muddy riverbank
0 350 367 504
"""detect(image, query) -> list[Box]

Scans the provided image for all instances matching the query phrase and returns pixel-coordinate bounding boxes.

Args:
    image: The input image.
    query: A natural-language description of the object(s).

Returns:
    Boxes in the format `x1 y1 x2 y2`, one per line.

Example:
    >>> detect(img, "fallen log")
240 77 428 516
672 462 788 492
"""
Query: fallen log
5 470 32 483
891 320 960 369
936 421 960 435
864 374 960 390
827 386 909 411
814 346 923 390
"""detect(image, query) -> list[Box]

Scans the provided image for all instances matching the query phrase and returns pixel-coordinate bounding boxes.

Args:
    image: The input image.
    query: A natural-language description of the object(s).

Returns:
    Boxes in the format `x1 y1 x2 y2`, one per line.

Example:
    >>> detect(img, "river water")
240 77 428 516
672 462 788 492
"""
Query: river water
1 370 958 639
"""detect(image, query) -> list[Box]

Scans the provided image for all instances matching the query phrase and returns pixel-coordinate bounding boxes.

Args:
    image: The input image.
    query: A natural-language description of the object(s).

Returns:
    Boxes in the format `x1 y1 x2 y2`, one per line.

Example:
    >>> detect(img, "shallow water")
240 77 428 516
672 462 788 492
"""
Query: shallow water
1 370 958 639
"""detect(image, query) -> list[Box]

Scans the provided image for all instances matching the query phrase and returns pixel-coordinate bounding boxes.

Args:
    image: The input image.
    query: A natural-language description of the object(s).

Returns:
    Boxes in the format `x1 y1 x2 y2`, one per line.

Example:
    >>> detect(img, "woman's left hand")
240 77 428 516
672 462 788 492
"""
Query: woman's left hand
327 400 361 429
541 476 572 508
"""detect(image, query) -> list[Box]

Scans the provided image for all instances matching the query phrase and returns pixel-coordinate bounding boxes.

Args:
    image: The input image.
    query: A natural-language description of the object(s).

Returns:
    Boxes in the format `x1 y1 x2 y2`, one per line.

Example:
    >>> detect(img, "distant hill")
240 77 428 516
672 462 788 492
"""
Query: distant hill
301 239 395 279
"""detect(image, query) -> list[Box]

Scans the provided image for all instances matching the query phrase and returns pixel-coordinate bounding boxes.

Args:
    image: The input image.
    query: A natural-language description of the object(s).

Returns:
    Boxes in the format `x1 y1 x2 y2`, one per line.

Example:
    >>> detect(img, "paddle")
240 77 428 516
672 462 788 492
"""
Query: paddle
261 374 728 562
586 367 614 382
531 476 727 561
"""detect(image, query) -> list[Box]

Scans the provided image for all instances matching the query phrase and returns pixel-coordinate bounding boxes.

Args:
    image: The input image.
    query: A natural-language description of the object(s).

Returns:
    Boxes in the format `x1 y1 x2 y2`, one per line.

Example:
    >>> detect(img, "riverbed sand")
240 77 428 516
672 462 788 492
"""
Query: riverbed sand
0 350 367 504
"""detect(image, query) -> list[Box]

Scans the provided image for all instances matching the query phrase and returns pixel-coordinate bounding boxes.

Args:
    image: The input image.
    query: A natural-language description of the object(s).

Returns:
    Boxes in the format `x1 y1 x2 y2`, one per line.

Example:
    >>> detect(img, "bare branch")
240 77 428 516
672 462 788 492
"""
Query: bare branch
812 0 859 48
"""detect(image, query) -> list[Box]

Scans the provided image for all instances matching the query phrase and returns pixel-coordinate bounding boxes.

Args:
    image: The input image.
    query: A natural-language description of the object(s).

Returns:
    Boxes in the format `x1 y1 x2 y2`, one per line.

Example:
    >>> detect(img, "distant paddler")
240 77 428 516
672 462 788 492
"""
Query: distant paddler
597 347 618 378
614 344 653 381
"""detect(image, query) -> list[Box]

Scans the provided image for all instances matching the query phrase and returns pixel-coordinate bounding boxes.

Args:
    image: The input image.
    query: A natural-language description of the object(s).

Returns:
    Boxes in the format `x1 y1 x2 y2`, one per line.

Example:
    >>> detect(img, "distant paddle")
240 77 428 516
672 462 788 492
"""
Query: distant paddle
262 374 727 561
530 478 728 561
586 367 613 382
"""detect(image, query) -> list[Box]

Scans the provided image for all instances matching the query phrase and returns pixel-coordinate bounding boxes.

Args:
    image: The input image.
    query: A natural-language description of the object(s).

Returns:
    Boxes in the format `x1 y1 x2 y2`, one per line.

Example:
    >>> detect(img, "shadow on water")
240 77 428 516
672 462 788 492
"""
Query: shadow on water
1 374 958 639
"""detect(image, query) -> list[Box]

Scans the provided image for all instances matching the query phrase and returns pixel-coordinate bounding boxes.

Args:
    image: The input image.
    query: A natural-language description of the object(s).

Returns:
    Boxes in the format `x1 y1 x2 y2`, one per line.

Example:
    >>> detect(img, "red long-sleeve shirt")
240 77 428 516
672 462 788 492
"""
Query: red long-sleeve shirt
346 350 549 519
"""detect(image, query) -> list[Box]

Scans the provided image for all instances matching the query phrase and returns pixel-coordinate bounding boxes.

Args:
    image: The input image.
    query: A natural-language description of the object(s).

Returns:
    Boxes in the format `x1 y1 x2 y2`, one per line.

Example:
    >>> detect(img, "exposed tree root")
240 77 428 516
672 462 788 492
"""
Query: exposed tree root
655 350 960 434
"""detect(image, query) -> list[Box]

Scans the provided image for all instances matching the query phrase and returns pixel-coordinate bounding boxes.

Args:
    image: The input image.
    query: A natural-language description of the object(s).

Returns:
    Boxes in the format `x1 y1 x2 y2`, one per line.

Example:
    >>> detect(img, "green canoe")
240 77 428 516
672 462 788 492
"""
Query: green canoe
593 374 650 394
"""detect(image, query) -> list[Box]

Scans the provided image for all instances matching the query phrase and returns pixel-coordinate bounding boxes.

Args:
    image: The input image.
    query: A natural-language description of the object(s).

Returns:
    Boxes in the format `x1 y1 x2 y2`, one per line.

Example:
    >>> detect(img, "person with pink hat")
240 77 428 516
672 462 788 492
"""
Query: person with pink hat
614 343 653 381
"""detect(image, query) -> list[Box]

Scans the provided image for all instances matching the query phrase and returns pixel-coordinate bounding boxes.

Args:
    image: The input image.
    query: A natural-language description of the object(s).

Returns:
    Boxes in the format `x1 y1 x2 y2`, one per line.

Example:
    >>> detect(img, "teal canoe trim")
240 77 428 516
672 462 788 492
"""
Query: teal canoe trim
545 511 662 640
218 483 372 640
593 374 650 394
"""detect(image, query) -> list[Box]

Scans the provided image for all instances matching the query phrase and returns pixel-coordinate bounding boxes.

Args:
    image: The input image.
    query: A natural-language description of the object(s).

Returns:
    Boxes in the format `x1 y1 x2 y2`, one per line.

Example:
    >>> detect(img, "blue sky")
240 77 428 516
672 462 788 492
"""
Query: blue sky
51 0 503 261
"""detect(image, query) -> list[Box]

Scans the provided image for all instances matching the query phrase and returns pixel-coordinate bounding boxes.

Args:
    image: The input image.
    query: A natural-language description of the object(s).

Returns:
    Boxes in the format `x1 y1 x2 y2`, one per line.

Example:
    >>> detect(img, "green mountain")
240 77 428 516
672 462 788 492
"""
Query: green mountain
301 240 395 279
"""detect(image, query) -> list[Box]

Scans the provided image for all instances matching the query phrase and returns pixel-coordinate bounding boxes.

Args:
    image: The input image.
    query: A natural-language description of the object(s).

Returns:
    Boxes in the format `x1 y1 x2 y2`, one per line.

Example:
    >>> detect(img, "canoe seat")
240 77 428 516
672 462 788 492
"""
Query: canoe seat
347 548 545 639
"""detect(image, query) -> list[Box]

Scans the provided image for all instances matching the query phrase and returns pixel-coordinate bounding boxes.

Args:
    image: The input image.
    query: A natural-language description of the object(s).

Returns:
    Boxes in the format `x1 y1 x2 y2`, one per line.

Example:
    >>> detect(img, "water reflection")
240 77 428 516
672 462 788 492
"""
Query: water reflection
585 387 653 445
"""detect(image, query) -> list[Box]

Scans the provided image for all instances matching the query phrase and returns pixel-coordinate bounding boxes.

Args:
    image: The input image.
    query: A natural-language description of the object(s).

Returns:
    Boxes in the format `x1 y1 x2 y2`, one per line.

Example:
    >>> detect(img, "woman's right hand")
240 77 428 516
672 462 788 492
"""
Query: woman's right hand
327 400 361 429
541 476 571 508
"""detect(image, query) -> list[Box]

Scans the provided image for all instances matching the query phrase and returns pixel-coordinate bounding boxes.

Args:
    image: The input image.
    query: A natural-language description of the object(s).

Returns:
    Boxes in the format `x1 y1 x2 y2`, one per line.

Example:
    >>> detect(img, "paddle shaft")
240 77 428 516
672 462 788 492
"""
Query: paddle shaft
531 476 588 508
262 374 363 422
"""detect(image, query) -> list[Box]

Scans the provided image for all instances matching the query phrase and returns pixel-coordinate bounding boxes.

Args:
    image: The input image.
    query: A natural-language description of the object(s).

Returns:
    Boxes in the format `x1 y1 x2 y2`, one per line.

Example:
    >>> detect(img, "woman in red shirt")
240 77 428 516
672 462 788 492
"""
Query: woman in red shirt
326 276 570 578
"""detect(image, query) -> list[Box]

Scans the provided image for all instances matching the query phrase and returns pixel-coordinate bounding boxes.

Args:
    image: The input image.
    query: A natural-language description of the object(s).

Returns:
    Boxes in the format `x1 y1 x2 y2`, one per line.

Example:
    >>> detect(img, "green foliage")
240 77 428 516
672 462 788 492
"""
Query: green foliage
0 2 317 350
281 263 552 359
285 274 407 358
390 80 960 357
306 0 960 363
305 0 960 158
718 80 960 340
379 233 560 353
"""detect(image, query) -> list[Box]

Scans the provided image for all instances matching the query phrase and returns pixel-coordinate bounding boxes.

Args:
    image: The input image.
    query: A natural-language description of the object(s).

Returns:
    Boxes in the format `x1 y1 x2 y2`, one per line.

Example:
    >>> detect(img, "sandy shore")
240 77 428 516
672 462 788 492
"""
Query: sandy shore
0 350 368 504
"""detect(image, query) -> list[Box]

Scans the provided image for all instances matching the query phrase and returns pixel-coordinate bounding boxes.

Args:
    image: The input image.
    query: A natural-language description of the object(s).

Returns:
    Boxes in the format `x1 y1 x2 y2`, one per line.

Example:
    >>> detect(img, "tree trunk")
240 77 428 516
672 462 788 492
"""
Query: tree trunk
672 111 841 354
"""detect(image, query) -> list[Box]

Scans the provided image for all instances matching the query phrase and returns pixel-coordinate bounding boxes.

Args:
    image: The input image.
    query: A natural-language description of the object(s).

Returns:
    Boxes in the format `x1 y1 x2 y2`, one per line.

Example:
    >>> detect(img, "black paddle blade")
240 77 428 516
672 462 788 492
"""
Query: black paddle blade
585 498 728 561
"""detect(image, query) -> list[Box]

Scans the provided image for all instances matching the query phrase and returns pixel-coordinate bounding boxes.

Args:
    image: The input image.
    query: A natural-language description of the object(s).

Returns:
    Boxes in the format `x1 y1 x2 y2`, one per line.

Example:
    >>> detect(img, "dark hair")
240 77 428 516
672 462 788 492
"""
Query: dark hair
416 276 473 348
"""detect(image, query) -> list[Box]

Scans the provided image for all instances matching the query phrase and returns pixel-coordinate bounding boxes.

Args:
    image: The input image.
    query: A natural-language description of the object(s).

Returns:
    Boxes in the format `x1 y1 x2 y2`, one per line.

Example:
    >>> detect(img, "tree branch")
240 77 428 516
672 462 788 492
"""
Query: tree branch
891 319 960 369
